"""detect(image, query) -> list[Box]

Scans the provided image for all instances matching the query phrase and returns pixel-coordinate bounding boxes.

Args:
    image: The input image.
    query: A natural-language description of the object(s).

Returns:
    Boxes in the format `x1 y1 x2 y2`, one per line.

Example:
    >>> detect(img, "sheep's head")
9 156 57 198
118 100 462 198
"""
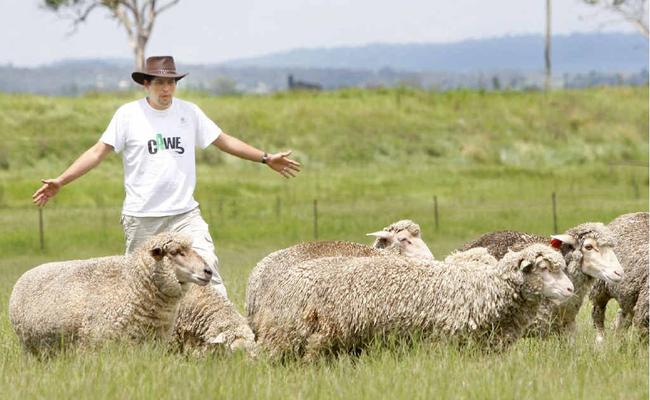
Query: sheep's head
367 219 435 261
503 244 574 304
550 223 623 284
147 233 212 286
207 331 258 358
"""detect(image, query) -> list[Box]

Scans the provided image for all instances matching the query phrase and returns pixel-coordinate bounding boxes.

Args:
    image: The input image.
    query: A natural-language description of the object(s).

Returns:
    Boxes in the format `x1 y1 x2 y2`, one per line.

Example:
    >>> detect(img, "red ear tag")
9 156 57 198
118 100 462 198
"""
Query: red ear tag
550 238 562 249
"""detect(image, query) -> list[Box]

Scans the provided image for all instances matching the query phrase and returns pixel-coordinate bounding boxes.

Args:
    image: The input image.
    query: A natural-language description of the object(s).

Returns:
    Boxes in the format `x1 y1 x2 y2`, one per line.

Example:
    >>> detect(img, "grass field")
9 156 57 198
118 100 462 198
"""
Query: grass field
0 87 647 399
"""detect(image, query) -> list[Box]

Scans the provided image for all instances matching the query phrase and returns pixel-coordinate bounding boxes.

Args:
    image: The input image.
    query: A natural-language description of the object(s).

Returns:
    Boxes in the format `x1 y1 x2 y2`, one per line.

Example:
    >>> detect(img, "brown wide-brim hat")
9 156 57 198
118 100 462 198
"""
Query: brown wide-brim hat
131 56 188 85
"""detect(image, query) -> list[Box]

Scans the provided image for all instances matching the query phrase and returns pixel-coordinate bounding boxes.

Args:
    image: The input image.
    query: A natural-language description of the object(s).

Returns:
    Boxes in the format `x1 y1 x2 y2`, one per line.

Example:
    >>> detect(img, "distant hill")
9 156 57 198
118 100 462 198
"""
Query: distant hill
222 33 648 73
0 33 647 95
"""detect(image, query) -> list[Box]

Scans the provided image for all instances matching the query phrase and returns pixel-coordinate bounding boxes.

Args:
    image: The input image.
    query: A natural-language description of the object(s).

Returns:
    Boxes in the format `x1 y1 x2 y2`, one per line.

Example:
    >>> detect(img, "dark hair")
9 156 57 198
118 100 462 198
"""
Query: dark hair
143 75 182 84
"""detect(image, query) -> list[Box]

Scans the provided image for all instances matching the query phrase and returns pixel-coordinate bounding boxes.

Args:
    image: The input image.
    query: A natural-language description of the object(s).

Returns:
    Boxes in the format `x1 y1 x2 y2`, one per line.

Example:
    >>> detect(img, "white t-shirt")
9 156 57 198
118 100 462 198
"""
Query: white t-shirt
100 98 221 217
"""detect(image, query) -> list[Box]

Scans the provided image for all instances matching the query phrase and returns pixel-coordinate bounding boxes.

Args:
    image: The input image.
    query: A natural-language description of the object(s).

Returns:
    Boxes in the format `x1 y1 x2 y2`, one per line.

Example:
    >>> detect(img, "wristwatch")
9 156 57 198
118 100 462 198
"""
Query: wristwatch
261 152 269 164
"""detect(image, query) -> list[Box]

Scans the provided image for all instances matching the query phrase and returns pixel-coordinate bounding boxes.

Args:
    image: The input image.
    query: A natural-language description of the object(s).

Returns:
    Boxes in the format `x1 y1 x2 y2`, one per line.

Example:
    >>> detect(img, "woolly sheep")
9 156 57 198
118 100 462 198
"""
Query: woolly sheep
246 240 382 328
173 284 257 357
461 223 623 336
247 219 432 325
367 219 435 260
590 212 649 342
9 232 212 354
249 243 573 360
444 247 498 266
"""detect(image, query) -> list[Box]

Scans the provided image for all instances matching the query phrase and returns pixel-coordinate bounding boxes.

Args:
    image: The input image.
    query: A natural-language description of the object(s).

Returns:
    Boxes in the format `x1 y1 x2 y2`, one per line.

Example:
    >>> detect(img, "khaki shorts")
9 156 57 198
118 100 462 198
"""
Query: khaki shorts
120 207 227 297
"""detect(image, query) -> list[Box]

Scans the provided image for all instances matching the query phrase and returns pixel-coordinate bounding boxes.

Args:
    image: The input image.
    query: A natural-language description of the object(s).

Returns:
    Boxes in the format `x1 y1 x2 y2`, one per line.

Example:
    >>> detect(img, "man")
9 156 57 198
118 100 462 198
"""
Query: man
32 56 301 296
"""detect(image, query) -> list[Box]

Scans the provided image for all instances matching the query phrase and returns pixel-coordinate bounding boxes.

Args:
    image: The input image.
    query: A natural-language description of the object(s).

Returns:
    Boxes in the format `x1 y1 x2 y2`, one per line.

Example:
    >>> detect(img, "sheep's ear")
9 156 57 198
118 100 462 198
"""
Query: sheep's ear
519 259 534 273
367 230 394 248
367 230 393 239
550 234 576 249
150 247 164 261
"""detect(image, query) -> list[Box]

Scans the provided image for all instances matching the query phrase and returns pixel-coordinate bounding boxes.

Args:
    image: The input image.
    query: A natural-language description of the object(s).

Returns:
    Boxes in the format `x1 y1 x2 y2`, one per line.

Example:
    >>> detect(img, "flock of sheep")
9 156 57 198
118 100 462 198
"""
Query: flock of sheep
8 211 648 361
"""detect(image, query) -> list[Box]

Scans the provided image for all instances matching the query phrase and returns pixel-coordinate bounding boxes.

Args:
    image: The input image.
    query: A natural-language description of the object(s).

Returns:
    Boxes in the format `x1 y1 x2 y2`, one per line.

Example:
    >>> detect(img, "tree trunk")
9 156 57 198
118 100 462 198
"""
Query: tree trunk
545 0 552 91
134 41 146 72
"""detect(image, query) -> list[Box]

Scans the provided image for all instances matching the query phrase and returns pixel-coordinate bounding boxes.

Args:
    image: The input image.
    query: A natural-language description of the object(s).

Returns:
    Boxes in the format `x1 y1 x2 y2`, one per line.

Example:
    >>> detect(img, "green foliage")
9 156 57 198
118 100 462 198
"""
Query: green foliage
0 87 647 171
0 87 647 399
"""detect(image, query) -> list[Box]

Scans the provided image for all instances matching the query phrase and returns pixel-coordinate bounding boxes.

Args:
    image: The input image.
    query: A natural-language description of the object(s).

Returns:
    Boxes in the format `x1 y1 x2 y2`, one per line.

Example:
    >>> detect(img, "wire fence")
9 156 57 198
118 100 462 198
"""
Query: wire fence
8 186 645 255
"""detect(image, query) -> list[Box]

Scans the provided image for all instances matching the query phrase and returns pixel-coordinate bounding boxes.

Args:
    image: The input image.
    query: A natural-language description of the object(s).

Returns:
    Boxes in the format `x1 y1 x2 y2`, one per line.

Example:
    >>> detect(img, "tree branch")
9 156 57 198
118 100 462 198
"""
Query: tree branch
156 0 180 15
113 5 134 40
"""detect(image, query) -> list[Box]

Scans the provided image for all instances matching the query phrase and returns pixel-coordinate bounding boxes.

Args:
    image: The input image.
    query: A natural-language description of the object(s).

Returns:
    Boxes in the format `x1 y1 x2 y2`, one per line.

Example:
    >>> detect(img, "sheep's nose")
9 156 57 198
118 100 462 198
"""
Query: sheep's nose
614 270 622 277
204 268 213 277
567 287 573 293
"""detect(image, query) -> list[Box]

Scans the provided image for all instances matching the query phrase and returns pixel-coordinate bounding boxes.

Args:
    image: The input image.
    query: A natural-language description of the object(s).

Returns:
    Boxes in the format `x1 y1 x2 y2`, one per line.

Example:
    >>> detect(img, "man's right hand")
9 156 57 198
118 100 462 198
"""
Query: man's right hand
33 178 62 207
30 140 114 208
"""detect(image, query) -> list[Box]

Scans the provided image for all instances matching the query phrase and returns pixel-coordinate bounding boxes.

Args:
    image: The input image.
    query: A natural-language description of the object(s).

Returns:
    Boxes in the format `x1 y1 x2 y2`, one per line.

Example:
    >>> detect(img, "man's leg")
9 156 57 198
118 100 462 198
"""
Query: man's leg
120 214 168 255
169 208 228 298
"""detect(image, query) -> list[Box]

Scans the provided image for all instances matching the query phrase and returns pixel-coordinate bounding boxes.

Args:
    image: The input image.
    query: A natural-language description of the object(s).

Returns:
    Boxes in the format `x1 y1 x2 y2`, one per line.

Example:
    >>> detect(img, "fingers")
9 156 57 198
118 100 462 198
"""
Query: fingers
277 150 302 167
278 166 298 179
33 193 49 207
268 150 302 178
32 179 59 207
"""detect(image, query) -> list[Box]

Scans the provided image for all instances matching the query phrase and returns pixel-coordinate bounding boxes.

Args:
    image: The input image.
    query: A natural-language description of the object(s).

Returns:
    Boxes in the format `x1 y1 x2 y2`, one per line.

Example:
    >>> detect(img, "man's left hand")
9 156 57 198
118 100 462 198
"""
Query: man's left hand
267 151 301 178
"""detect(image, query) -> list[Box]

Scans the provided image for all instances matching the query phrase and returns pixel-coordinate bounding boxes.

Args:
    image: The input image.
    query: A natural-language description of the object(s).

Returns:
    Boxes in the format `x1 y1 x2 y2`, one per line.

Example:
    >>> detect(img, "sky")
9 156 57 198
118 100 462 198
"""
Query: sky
0 0 640 67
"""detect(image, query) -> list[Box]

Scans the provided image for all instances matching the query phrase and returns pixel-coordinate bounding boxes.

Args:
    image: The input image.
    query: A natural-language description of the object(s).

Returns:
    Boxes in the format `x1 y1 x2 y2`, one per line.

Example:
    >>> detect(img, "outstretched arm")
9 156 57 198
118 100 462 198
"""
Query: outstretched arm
32 141 114 207
212 132 301 178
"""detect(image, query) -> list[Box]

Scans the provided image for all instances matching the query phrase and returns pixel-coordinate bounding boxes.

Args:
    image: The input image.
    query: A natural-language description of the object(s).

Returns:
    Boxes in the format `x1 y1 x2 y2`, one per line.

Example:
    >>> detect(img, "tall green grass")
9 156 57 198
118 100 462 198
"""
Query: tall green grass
0 87 647 399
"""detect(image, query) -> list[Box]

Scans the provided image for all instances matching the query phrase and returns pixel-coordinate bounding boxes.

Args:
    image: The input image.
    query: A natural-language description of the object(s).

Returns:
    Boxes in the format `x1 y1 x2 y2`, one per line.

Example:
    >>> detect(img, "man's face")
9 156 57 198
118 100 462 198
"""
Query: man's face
144 77 177 110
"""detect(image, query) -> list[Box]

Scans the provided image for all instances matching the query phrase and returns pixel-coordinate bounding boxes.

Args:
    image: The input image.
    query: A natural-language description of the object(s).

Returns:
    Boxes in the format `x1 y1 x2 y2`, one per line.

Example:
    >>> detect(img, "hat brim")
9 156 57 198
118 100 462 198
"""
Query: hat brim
131 72 188 85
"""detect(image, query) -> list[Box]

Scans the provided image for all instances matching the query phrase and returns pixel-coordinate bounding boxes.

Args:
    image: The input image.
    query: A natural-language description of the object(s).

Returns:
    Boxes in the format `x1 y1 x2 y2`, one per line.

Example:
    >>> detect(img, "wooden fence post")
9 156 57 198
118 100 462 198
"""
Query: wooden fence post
433 196 439 231
313 199 318 240
39 208 45 251
552 192 558 234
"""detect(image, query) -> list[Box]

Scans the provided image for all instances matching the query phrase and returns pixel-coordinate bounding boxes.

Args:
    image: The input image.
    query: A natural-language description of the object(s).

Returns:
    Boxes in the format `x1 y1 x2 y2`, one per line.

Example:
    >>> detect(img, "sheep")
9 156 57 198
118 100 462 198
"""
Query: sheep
590 212 649 342
367 219 435 260
461 223 624 337
460 230 544 259
249 243 573 360
8 232 212 355
173 284 257 357
247 219 433 326
444 247 498 266
246 240 383 330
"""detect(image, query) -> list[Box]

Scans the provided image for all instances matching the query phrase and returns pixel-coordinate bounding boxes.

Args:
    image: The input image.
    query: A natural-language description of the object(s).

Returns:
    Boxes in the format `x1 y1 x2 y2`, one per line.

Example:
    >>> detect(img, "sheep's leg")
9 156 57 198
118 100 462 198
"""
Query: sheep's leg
633 291 649 340
304 333 330 362
591 297 610 344
613 309 632 332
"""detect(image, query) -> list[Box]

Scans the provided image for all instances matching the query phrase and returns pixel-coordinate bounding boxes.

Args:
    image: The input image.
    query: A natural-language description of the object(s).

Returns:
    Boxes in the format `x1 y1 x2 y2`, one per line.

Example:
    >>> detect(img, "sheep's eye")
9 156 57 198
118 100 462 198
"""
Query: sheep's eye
399 238 412 244
169 250 178 256
584 244 594 251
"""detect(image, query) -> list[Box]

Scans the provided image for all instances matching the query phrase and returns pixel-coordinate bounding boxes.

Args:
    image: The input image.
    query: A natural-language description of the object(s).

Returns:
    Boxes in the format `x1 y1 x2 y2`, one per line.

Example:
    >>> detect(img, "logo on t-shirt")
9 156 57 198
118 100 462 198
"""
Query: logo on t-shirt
147 133 185 155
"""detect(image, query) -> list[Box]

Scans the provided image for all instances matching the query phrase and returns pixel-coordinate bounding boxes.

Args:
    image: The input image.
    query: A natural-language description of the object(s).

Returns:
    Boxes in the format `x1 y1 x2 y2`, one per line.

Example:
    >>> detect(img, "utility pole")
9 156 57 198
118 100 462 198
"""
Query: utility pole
545 0 552 91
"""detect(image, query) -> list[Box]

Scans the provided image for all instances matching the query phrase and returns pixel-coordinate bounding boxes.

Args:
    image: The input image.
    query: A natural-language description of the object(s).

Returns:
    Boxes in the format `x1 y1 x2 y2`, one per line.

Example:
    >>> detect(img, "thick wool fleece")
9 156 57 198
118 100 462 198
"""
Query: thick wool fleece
590 212 649 339
173 284 257 357
246 240 382 331
9 233 196 354
461 223 617 337
251 243 565 360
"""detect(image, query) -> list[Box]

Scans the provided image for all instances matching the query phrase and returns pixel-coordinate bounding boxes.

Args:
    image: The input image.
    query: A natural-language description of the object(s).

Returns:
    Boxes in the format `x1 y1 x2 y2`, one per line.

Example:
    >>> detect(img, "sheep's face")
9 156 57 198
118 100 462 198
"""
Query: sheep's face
367 226 435 261
519 249 573 304
552 223 623 284
578 238 623 284
394 229 435 260
151 243 212 286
